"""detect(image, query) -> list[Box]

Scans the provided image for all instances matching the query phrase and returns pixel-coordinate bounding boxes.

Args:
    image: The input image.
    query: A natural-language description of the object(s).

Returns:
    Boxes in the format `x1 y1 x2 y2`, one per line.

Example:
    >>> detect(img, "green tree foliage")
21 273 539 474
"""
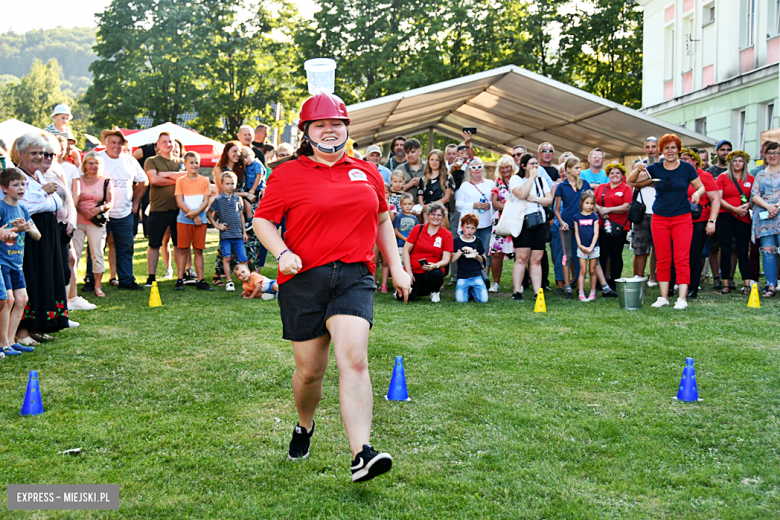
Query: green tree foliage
0 27 96 96
559 0 643 109
3 59 71 128
86 0 303 138
194 1 304 141
300 0 641 108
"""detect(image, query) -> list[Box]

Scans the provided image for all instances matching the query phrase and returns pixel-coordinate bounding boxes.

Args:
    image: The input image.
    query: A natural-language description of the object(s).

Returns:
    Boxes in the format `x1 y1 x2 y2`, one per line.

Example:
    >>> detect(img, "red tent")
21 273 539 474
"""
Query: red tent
121 123 224 167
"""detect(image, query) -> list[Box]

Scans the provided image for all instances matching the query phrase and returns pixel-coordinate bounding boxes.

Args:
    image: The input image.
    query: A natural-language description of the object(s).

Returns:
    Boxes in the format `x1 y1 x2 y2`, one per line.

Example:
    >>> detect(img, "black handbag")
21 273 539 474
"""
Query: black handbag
690 202 703 220
627 188 646 224
524 177 549 229
536 177 555 221
601 188 625 236
89 179 110 227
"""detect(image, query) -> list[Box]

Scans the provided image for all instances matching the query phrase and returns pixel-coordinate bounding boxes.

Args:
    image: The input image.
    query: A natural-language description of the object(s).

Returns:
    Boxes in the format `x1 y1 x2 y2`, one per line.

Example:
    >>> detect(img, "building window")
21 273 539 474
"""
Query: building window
664 27 675 81
684 17 695 71
740 0 756 48
736 109 747 149
695 117 707 135
702 2 715 27
771 0 780 37
767 103 775 131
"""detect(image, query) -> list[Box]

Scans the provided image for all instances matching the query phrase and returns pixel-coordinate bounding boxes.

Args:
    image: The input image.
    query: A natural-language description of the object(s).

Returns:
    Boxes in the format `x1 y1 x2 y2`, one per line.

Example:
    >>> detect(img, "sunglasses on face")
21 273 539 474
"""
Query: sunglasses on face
512 153 523 158
470 165 484 170
540 149 554 154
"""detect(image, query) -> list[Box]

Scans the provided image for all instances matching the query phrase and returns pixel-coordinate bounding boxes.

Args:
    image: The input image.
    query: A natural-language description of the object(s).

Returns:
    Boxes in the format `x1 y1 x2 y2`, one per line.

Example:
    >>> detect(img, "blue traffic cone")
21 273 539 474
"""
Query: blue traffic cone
385 356 411 401
674 357 700 402
20 370 44 416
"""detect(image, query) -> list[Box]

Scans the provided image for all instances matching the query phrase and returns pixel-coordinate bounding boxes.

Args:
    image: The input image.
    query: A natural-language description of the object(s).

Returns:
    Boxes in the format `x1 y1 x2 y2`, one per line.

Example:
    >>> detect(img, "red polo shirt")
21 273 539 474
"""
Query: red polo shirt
254 154 388 284
716 173 754 224
406 224 454 274
594 182 632 229
688 169 718 223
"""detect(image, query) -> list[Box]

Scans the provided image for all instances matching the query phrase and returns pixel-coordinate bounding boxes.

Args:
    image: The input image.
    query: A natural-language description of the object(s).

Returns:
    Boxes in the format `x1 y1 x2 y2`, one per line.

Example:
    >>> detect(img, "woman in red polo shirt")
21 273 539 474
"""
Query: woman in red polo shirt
253 92 410 483
402 202 454 302
715 151 754 295
680 148 720 299
594 163 632 286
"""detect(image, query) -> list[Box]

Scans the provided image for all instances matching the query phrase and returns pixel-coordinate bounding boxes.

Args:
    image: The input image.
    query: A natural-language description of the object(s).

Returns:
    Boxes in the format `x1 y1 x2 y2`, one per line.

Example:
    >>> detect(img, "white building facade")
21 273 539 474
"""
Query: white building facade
640 0 780 163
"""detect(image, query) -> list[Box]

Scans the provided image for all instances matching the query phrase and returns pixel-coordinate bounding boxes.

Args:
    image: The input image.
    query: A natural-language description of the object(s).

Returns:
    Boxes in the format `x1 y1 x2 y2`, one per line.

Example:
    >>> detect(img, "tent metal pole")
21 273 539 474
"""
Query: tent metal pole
428 128 434 154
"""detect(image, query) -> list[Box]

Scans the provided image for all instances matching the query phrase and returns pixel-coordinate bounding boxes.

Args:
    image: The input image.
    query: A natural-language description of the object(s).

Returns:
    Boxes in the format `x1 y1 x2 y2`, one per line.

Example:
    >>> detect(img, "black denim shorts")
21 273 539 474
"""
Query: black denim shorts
278 261 376 342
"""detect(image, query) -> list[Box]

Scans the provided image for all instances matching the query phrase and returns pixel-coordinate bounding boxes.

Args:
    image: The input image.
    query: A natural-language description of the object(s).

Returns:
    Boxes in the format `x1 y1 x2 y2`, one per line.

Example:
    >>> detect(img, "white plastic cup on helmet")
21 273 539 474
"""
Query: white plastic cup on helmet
304 58 336 95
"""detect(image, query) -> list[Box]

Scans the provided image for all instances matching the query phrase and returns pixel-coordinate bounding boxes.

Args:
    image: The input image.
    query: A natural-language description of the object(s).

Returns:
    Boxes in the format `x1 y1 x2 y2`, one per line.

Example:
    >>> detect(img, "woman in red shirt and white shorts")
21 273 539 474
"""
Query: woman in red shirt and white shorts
254 92 411 483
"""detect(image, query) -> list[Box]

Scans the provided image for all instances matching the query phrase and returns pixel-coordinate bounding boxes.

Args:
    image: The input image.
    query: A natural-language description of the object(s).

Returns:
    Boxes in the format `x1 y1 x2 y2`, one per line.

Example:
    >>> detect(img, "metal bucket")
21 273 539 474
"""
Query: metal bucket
615 277 646 310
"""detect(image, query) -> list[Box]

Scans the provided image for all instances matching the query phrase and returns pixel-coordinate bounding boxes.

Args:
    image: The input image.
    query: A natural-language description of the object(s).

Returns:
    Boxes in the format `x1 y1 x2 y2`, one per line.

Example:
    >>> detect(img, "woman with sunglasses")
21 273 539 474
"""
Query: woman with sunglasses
454 157 494 272
9 132 70 347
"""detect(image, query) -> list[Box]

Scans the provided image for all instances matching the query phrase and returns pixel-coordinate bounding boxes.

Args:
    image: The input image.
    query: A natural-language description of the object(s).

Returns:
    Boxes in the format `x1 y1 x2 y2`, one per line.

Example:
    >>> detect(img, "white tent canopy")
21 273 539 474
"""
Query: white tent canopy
346 66 716 160
0 119 44 149
124 122 223 149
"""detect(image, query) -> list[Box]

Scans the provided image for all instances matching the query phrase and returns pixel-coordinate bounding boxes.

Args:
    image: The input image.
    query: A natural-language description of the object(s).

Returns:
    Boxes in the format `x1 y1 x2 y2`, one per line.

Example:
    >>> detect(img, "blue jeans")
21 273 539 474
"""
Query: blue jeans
759 234 780 287
550 222 564 282
455 276 488 302
87 213 136 285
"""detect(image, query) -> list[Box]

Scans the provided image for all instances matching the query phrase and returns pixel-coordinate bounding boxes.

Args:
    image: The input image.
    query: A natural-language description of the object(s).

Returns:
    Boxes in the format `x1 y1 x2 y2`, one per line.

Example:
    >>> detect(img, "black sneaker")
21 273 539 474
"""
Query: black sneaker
713 277 723 291
542 284 552 292
553 288 564 296
174 279 184 291
118 281 145 291
511 292 523 301
82 277 95 293
687 290 698 299
144 275 155 288
602 289 618 298
351 444 393 483
196 279 214 291
183 268 197 285
288 421 315 461
564 291 573 300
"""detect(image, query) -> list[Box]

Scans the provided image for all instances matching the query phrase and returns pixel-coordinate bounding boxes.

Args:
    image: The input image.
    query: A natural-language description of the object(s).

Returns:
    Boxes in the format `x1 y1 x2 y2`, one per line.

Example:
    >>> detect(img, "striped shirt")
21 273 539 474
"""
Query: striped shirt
209 193 244 239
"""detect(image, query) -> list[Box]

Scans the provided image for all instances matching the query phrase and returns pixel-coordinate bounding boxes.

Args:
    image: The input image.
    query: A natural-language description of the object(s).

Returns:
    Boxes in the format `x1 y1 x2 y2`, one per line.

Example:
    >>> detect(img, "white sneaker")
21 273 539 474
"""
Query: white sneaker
651 296 669 308
225 282 235 292
261 293 275 300
68 297 96 311
673 299 688 310
430 291 440 303
68 319 80 328
488 282 500 293
647 281 658 287
163 267 174 280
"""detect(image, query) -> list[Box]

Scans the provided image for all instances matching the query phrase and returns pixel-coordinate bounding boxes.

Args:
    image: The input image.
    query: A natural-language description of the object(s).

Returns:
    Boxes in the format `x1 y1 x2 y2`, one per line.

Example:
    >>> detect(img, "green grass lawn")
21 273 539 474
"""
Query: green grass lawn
2 232 779 518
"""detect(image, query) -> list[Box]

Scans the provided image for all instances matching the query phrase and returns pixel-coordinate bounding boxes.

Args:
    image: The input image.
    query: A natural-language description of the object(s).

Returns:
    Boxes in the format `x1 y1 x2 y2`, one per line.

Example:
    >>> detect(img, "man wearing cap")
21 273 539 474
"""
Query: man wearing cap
98 129 148 290
707 140 732 178
365 145 391 184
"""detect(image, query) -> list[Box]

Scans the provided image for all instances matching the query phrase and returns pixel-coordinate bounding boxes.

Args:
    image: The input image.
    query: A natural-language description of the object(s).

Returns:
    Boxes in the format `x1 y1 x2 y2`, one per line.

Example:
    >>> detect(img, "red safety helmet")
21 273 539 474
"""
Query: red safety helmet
298 92 350 132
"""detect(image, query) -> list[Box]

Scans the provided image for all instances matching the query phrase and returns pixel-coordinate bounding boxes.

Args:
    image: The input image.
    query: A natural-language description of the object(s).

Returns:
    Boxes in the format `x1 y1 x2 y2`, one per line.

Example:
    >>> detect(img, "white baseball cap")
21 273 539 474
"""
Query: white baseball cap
365 144 383 156
52 104 73 117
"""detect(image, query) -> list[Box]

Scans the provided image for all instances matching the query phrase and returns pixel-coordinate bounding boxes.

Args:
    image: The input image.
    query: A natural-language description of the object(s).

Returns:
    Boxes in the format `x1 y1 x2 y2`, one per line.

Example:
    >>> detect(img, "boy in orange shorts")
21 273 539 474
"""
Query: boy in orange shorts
174 152 213 291
233 263 277 300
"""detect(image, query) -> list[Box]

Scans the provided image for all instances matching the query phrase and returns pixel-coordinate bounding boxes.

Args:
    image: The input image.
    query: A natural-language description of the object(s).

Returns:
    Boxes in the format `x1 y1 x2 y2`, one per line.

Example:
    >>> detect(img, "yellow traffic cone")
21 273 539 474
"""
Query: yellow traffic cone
149 281 162 307
747 283 760 308
534 288 547 313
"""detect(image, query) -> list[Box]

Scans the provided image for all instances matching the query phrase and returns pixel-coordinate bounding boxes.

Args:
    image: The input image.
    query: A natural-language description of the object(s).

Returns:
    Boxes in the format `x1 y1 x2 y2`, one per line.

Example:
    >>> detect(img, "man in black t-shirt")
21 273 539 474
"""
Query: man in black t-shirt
706 139 731 178
132 142 159 236
252 124 269 165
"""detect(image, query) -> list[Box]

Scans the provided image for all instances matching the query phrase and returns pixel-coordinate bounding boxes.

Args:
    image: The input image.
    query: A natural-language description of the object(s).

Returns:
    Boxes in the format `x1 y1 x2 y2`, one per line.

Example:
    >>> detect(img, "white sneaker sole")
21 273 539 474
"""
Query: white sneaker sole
287 451 310 461
352 452 393 482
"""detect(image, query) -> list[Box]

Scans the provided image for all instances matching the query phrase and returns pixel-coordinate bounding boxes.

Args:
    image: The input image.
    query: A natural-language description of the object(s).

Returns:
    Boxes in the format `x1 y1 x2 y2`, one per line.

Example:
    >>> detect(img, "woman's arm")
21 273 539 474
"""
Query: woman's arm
438 187 452 205
377 211 411 300
554 196 568 231
402 238 415 283
718 189 742 213
254 217 302 275
492 192 504 212
627 163 652 188
706 191 721 235
590 220 599 249
436 251 452 268
511 177 535 201
574 222 583 248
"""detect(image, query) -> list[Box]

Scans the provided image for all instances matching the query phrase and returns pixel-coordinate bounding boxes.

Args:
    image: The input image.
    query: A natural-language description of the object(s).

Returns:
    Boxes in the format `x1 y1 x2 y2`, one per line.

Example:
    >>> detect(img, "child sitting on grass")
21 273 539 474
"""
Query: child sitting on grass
234 263 277 300
450 213 488 303
574 190 600 302
208 171 248 292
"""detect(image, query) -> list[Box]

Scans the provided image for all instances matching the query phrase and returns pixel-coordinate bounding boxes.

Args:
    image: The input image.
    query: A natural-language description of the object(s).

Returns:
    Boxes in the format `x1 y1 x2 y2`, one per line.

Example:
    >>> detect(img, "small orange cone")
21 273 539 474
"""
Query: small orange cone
149 281 162 307
747 283 760 308
534 288 546 313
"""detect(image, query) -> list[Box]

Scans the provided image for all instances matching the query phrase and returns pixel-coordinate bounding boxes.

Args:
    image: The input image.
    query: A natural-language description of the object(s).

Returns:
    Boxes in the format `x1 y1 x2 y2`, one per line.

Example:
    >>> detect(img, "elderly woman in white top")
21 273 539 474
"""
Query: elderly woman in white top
455 157 494 270
10 132 70 345
509 154 553 302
